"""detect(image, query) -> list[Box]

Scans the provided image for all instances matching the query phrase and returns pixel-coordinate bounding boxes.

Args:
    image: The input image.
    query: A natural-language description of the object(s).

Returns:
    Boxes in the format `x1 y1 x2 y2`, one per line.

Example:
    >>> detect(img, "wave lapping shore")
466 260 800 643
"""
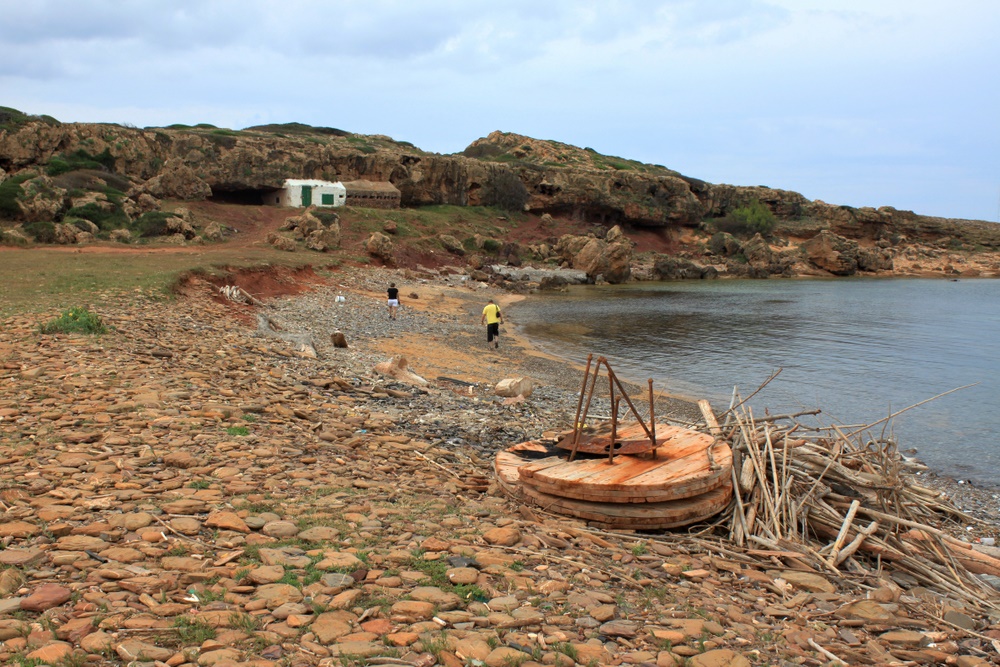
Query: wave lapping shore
1 265 999 667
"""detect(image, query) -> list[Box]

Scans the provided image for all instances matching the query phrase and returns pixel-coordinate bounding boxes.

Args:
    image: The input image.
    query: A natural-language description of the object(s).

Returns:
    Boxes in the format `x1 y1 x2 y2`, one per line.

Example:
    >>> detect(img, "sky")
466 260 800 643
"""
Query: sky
2 0 999 222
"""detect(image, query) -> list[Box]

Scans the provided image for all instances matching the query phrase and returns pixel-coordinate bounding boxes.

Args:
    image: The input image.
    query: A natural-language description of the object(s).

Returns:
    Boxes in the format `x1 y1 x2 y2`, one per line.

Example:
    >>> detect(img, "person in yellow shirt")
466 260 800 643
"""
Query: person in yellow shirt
481 298 503 349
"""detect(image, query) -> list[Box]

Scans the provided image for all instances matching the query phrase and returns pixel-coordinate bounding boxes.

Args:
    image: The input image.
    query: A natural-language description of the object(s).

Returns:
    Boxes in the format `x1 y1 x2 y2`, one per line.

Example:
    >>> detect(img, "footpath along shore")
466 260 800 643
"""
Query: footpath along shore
1 263 999 667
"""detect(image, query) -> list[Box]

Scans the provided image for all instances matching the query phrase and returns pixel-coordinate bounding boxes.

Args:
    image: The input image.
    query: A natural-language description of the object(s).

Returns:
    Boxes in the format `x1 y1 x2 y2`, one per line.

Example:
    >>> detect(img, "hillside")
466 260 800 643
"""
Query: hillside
2 107 1000 281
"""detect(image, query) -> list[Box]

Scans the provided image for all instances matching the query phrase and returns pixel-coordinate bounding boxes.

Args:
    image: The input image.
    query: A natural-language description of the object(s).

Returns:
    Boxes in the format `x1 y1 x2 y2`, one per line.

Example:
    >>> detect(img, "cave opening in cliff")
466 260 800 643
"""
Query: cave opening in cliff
209 187 279 205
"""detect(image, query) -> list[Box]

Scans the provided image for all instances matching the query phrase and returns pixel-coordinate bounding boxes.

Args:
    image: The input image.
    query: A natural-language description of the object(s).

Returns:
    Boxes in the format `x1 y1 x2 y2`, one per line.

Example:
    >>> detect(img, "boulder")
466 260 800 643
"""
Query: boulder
740 233 773 267
203 221 226 241
142 159 212 200
652 256 718 280
109 228 132 243
366 231 394 263
17 175 66 222
495 377 533 398
439 234 465 255
267 232 297 252
52 223 79 244
307 227 341 252
801 230 859 275
374 356 427 386
282 208 323 237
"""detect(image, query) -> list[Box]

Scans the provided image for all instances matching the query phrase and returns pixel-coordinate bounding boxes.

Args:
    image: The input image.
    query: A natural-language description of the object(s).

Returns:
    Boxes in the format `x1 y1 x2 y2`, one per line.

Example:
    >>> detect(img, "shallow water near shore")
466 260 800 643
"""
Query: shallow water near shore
511 277 1000 486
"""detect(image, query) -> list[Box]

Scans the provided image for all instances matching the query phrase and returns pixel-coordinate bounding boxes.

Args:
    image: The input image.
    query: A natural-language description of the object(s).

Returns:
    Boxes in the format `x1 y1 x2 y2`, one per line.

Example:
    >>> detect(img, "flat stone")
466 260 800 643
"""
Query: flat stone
312 611 354 644
116 639 175 662
880 630 930 646
297 525 340 542
447 567 479 584
409 586 461 610
0 520 39 538
249 564 285 584
0 548 45 567
80 630 114 653
26 641 74 663
600 619 638 637
687 649 752 667
261 520 299 538
170 516 202 534
316 551 363 570
199 647 242 665
55 535 108 551
0 597 24 615
205 510 250 533
482 526 521 546
391 600 435 622
253 583 303 609
21 584 72 612
769 569 836 593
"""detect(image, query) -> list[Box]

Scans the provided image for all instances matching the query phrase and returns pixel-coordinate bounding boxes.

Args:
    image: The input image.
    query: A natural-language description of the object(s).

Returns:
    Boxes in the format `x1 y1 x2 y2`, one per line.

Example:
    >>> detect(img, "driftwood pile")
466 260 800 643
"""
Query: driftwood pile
696 388 1000 612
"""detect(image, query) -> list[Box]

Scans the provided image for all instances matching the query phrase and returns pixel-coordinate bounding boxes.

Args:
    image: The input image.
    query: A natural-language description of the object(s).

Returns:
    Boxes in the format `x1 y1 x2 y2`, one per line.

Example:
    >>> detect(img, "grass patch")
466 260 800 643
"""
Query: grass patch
226 426 250 436
39 306 107 335
173 617 217 644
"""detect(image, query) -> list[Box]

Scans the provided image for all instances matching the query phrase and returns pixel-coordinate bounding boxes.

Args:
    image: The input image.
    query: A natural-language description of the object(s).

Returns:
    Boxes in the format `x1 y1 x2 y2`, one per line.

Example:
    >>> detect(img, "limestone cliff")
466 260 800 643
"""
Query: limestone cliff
2 115 999 256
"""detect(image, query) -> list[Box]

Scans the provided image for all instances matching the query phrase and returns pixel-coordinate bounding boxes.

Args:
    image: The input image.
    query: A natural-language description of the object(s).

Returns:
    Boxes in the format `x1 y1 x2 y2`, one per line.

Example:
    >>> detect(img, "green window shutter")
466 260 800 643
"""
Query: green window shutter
321 193 334 205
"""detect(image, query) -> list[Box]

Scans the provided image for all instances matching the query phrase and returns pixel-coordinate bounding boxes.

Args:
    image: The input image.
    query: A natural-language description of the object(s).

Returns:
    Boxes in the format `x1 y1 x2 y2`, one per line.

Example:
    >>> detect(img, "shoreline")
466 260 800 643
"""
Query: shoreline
2 262 1000 666
309 265 1000 523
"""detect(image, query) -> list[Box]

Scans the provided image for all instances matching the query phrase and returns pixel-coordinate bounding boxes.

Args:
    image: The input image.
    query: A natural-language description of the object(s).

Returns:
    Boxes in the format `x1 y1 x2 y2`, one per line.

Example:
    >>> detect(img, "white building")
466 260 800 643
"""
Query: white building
270 179 347 208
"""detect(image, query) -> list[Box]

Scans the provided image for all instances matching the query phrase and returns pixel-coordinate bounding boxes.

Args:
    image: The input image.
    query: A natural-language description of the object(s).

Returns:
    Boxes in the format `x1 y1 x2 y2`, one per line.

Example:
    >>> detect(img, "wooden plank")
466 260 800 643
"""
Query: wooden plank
698 399 722 436
523 443 732 499
519 483 732 529
524 468 728 503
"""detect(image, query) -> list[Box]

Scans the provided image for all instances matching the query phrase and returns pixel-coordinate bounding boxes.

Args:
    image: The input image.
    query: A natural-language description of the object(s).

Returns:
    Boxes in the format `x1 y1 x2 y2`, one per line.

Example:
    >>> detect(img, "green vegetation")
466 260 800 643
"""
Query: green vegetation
0 106 59 132
173 616 217 644
133 210 175 237
481 170 529 212
731 199 777 237
45 148 115 176
0 172 36 219
66 196 130 232
226 425 250 436
39 306 107 335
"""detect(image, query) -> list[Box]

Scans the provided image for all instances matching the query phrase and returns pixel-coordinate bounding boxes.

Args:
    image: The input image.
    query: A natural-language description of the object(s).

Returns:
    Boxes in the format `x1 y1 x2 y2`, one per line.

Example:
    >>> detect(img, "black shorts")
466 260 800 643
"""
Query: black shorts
487 322 500 341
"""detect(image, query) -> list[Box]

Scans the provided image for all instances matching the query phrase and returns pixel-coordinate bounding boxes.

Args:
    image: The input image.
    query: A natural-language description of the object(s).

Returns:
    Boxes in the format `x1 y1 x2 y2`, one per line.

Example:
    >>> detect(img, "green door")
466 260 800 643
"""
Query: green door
301 185 312 206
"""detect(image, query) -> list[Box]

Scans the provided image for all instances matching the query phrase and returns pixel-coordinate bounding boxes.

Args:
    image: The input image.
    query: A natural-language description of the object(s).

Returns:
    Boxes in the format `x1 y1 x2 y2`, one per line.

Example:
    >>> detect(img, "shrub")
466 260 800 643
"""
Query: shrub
45 149 115 176
481 170 529 212
0 173 34 219
39 307 107 335
66 201 129 232
22 220 57 243
730 199 776 237
133 211 174 237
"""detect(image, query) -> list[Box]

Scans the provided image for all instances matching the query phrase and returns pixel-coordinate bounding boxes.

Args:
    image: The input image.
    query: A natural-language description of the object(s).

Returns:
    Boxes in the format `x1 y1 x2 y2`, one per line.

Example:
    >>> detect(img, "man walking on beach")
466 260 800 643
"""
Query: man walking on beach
387 283 400 320
481 298 503 349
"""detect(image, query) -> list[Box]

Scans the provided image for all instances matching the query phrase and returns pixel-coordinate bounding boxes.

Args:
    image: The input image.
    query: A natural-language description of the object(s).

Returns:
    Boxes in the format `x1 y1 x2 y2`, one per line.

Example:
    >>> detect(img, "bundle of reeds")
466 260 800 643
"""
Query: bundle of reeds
701 384 1000 610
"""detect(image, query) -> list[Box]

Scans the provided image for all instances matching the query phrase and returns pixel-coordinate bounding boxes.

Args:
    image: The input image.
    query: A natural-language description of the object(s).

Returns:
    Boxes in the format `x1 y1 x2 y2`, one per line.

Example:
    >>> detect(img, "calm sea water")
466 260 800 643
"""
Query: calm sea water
511 278 1000 486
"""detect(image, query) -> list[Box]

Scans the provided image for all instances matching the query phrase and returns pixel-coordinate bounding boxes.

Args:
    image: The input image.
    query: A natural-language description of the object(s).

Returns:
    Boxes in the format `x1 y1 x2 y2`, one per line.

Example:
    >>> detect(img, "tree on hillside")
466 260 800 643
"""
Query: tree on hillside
482 170 529 212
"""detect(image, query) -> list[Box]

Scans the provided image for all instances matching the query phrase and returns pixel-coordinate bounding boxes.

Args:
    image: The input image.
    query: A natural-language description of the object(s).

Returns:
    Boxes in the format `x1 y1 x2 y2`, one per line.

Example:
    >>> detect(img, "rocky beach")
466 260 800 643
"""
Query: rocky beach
2 263 1000 667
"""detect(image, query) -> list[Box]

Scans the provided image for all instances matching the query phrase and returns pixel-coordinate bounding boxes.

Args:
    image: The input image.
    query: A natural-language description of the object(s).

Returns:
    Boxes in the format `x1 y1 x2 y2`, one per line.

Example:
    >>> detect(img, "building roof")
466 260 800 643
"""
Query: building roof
282 179 345 188
343 180 400 195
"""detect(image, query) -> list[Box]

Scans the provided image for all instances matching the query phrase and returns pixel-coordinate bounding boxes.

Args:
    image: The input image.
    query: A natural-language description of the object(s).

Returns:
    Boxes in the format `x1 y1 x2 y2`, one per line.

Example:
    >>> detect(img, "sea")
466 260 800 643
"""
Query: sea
510 278 1000 487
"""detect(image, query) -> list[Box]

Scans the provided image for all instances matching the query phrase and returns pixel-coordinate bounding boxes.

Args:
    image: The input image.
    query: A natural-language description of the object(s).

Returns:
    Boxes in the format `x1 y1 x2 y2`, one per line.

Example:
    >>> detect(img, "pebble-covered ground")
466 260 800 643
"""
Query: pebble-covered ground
1 264 999 667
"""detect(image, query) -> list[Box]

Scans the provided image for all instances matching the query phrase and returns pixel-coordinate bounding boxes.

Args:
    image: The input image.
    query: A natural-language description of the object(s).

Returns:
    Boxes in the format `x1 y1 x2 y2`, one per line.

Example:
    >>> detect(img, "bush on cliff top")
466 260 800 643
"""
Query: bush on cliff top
46 148 116 176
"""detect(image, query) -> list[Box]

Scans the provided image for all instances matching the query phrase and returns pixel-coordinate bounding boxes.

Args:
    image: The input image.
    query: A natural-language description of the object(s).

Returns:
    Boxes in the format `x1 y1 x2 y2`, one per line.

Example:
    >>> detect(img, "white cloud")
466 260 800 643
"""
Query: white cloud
1 0 998 220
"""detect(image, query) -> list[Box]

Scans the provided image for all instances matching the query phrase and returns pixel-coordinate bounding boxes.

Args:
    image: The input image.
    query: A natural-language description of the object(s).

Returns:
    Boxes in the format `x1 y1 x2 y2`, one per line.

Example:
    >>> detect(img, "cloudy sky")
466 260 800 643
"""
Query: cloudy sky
3 1 999 221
